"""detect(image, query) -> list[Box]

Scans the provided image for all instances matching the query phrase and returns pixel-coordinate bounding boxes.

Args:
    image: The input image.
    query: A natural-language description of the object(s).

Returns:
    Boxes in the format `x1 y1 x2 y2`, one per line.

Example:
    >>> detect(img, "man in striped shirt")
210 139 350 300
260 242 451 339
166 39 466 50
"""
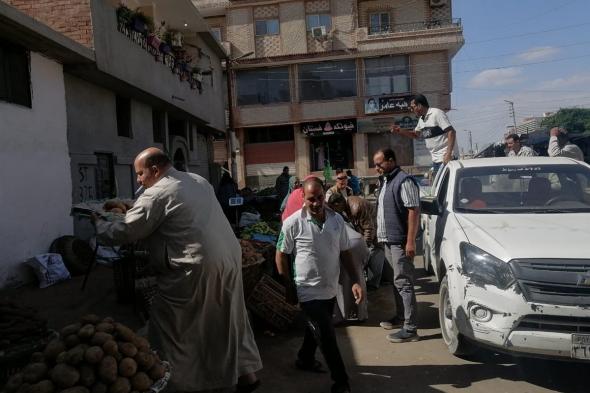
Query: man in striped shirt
373 148 421 343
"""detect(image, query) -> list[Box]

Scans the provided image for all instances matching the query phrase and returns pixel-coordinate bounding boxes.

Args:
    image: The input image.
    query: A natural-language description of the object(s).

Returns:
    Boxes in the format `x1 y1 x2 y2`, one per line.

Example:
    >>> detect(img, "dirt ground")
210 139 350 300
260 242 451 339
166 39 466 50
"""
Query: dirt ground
2 262 588 393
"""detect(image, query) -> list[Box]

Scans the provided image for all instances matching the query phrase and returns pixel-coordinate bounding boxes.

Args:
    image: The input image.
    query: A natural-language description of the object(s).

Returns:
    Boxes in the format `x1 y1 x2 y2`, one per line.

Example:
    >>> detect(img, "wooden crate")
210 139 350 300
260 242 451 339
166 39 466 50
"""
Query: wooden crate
246 275 299 331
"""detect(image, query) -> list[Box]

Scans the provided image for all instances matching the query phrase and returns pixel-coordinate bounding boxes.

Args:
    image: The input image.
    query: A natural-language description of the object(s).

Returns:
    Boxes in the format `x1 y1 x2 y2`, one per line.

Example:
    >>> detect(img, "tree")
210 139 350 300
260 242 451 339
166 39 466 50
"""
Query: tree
541 108 590 134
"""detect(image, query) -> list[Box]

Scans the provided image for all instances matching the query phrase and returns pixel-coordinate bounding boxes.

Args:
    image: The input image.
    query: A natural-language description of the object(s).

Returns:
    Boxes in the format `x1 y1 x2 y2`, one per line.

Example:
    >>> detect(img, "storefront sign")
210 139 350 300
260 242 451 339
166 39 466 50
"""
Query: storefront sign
358 115 418 133
365 95 413 114
302 119 357 136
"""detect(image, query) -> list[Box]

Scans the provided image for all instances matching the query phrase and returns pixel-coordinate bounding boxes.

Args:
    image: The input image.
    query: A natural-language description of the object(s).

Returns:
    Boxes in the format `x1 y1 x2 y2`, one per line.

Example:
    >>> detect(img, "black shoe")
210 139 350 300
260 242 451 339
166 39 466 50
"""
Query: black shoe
295 358 327 373
387 328 420 343
235 379 260 393
379 317 404 330
331 382 351 393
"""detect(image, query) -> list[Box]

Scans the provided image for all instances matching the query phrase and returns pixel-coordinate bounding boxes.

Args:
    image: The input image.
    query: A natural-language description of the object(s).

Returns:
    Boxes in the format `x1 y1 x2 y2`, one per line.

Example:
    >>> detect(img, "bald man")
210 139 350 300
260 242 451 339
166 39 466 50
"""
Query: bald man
94 148 262 393
276 177 363 393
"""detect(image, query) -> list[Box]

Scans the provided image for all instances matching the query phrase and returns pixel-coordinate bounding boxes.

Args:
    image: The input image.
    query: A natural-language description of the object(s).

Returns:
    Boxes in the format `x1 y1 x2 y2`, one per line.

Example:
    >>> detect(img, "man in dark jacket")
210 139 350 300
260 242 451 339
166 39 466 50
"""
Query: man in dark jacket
275 166 291 202
373 148 421 343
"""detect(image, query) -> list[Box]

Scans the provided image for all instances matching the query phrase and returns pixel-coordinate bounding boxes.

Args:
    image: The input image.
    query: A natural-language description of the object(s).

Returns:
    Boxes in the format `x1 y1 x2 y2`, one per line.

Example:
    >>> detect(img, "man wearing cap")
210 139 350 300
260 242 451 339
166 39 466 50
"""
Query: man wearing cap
390 94 459 177
548 127 584 161
506 133 537 157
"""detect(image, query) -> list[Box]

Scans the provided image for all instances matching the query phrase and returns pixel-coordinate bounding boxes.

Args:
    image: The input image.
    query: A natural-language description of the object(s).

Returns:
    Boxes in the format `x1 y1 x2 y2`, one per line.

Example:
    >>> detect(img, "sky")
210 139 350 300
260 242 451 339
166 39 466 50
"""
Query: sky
449 0 590 153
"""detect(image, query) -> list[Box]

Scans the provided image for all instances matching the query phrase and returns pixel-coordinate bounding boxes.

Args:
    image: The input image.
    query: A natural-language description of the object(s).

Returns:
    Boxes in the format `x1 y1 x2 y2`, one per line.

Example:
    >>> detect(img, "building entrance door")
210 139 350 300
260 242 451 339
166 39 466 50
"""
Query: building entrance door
309 134 353 171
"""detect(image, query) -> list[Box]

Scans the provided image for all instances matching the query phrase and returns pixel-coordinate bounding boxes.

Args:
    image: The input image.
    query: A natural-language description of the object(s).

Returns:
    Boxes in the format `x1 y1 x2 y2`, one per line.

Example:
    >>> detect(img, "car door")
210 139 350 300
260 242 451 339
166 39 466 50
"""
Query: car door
426 167 450 280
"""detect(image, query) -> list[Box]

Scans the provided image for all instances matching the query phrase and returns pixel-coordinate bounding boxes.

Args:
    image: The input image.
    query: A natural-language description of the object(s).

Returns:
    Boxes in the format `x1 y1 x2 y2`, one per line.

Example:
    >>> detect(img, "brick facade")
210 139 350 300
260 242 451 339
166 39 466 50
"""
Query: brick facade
2 0 94 48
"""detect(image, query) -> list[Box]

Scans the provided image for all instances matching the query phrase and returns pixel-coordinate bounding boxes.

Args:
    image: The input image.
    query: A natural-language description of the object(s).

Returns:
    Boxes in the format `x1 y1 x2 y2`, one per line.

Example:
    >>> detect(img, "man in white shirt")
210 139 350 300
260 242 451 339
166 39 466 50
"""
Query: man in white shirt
548 127 585 161
276 177 363 393
506 133 537 157
390 94 459 176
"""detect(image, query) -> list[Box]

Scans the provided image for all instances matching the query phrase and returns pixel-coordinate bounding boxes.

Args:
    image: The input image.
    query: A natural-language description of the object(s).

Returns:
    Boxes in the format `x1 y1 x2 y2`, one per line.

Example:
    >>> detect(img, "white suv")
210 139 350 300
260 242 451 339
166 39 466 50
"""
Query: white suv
421 157 590 360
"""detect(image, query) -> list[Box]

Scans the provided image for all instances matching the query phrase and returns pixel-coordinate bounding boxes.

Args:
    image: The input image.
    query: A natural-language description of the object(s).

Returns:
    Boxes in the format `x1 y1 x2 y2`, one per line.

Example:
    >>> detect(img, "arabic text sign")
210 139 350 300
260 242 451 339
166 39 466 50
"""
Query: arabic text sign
357 116 418 133
302 119 357 136
365 95 413 114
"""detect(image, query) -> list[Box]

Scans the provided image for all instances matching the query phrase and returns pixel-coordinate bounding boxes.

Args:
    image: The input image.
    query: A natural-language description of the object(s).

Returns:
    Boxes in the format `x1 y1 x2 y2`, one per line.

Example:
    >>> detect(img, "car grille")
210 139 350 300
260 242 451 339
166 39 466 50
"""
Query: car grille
517 315 590 334
510 259 590 306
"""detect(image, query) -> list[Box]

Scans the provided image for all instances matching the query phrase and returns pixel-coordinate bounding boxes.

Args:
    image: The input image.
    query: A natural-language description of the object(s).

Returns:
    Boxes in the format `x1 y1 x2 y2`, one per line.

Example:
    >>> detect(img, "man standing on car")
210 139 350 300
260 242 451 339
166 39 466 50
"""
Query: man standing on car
373 148 421 343
390 94 459 177
548 127 585 161
505 134 537 157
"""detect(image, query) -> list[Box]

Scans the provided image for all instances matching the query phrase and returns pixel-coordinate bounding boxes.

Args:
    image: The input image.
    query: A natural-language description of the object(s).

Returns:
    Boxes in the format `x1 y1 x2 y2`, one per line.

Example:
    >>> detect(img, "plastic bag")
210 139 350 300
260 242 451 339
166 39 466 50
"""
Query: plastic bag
26 253 71 288
239 212 261 228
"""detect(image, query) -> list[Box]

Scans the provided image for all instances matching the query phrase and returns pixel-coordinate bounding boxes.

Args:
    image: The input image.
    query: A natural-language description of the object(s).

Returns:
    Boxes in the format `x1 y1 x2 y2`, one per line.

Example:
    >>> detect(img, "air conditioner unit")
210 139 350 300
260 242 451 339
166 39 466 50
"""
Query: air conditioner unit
311 26 328 39
430 0 447 7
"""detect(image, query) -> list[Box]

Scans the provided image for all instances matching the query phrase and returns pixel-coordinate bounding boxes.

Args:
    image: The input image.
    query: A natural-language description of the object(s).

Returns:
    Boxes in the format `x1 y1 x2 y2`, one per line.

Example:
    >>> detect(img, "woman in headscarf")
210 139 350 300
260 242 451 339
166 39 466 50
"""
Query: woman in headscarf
327 193 369 323
280 176 301 214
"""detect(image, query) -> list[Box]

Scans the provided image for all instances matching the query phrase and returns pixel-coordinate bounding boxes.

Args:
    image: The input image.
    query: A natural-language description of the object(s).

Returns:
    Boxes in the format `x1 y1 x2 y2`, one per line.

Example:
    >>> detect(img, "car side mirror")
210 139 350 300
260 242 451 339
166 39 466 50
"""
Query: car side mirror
421 196 442 216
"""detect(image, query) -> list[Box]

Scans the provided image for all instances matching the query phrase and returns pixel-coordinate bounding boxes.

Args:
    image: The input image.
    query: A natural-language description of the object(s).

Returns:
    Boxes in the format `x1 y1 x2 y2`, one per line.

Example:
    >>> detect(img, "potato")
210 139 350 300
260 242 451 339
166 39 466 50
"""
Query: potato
109 378 130 393
147 363 165 381
132 337 149 353
64 334 80 349
130 373 152 392
28 380 54 393
90 383 107 393
79 365 96 387
95 323 114 334
81 314 101 325
118 358 137 378
91 333 113 347
23 363 48 383
30 352 45 363
118 343 137 358
55 352 67 364
102 317 115 324
114 324 135 343
84 346 104 364
66 344 88 365
98 356 118 384
61 387 90 393
43 340 66 361
50 364 80 388
102 340 118 356
60 323 82 338
5 373 24 392
133 352 155 371
78 324 95 339
16 382 31 393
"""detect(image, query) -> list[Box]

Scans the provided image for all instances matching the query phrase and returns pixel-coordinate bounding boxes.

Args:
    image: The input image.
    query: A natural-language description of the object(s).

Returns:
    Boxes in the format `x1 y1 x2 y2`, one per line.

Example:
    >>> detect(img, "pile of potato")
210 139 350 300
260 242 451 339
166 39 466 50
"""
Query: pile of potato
3 315 167 393
239 240 264 267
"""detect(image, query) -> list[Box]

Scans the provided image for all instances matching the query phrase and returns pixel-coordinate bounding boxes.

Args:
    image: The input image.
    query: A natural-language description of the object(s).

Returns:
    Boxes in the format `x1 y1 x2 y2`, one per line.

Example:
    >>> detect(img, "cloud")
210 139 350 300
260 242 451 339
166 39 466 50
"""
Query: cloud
516 46 560 62
468 68 523 88
537 72 590 89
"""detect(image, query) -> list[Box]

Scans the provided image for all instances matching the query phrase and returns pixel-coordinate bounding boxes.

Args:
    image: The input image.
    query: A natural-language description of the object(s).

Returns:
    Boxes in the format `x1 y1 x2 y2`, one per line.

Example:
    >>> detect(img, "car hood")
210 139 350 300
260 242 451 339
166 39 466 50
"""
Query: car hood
455 213 590 261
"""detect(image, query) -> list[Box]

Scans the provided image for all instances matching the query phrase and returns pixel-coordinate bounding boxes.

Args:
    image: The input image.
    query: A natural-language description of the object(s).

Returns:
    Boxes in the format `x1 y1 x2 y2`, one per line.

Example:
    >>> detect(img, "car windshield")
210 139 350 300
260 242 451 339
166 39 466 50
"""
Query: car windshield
454 164 590 213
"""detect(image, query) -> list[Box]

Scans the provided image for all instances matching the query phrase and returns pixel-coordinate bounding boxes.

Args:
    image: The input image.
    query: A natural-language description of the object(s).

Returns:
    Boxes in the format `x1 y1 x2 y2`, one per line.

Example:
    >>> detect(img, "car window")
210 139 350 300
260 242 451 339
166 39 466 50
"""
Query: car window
454 164 590 213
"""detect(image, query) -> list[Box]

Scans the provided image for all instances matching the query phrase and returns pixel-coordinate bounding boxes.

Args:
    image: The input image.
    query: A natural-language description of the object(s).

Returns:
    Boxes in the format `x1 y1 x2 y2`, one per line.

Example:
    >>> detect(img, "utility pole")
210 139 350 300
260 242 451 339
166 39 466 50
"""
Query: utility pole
504 100 519 134
465 129 473 155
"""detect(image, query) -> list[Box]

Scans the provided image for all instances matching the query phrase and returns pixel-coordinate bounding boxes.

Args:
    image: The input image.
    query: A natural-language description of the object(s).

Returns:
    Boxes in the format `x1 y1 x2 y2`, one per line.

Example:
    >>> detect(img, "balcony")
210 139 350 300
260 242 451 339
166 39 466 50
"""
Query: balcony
357 18 464 56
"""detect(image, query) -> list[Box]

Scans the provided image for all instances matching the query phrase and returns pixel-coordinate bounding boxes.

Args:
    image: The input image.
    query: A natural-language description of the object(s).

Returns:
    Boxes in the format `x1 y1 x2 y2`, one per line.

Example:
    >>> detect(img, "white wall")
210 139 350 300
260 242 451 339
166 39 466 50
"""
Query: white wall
0 52 73 288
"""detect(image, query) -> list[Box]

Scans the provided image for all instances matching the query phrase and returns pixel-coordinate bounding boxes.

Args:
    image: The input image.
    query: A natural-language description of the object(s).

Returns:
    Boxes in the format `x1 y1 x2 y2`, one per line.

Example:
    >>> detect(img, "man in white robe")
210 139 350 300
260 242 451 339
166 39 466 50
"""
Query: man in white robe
94 148 262 393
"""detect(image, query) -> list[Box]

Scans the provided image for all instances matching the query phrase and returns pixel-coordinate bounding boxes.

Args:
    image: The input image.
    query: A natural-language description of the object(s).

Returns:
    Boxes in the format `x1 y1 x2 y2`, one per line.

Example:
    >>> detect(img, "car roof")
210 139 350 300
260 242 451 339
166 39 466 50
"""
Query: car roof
450 156 583 168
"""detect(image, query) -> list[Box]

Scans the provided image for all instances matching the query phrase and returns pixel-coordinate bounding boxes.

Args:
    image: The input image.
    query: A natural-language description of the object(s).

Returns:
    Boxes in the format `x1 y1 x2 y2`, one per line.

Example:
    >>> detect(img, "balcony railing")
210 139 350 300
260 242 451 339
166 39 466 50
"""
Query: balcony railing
368 18 462 36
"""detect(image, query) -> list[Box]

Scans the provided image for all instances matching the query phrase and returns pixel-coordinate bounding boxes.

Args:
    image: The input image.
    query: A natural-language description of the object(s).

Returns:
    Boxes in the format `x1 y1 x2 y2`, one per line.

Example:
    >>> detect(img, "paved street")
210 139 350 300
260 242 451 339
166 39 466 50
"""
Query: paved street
255 257 588 393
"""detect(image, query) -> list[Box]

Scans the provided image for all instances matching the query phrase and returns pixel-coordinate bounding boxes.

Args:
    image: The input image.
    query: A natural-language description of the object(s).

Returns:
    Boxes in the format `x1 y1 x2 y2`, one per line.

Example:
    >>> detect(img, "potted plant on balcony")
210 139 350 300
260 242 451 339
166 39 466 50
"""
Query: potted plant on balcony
116 4 133 27
166 29 184 49
130 9 153 36
148 20 165 51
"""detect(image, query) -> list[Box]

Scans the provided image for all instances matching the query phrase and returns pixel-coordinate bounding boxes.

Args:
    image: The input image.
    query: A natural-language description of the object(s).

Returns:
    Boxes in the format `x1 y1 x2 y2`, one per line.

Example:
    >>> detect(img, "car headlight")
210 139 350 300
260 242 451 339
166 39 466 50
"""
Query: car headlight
460 243 515 290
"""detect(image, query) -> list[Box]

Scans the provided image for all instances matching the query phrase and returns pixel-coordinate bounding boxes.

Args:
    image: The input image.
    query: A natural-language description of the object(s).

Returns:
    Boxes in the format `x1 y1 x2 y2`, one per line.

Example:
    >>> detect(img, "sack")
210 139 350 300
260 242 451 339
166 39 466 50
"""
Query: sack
239 212 261 228
26 253 71 288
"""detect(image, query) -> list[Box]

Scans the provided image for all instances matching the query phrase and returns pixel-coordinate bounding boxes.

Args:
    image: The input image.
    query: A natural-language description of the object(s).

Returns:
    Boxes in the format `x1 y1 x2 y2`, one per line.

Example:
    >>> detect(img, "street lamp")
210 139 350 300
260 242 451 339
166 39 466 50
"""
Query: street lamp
226 51 254 181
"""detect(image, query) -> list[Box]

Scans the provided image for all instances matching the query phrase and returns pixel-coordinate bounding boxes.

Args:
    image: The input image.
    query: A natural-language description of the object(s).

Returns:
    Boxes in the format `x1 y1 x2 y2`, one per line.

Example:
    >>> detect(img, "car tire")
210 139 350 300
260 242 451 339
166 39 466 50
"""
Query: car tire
439 275 475 357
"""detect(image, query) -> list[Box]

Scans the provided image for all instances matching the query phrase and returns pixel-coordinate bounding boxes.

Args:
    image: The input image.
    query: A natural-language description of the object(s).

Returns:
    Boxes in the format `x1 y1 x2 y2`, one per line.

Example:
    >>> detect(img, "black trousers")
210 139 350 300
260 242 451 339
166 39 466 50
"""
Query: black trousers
298 298 348 385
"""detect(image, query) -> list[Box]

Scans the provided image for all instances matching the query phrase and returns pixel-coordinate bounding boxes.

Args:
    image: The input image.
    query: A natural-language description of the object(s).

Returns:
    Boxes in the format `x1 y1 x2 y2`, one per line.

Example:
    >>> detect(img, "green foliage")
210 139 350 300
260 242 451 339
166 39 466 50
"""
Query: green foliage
240 221 279 239
541 108 590 134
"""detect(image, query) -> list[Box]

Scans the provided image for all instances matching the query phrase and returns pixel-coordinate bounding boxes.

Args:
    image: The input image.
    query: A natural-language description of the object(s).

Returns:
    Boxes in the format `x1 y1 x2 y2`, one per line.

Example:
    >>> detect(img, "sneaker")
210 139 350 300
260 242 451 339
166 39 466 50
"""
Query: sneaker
379 317 404 330
387 328 420 343
331 382 351 393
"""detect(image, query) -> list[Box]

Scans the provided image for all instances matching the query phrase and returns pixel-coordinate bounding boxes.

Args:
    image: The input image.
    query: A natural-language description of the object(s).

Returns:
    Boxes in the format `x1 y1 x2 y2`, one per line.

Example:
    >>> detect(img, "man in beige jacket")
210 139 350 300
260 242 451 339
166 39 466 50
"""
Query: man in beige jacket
94 147 262 393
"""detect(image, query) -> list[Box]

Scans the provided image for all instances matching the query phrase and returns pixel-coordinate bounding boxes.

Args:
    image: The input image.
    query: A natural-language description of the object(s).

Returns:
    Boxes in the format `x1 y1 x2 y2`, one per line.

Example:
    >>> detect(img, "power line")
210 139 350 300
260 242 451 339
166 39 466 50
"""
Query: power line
466 21 590 45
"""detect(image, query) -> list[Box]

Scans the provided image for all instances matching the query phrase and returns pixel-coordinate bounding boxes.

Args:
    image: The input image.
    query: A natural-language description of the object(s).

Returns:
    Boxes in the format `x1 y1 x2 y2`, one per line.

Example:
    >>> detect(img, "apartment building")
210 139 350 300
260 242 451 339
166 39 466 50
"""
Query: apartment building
196 0 463 188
